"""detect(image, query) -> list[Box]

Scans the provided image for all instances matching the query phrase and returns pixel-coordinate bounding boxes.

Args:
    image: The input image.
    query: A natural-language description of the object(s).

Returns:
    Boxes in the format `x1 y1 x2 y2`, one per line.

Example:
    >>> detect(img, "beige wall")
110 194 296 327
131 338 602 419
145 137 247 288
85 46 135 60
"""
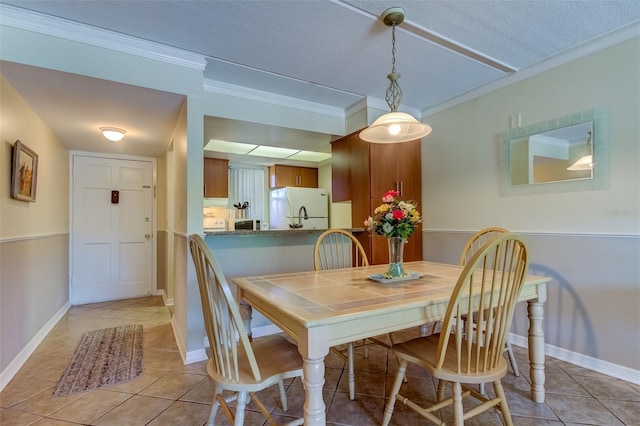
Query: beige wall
1 77 69 238
422 37 639 234
422 37 640 372
0 76 70 380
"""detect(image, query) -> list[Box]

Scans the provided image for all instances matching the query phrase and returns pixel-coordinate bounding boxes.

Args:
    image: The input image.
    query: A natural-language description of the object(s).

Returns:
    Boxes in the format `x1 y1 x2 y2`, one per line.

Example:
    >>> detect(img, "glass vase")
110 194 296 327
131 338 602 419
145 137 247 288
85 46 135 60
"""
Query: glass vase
386 237 406 278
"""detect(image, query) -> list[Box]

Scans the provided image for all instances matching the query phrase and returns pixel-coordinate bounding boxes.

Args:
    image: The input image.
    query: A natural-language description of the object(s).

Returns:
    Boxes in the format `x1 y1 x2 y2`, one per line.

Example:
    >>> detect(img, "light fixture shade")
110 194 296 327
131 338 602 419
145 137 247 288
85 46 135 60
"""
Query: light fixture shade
359 112 432 143
100 127 126 141
567 154 593 171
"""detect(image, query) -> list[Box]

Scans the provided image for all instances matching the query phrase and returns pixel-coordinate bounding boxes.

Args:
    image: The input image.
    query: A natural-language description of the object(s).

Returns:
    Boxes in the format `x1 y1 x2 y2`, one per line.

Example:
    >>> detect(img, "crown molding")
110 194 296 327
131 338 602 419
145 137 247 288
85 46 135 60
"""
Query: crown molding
423 23 640 117
345 98 368 116
203 79 346 118
0 4 207 70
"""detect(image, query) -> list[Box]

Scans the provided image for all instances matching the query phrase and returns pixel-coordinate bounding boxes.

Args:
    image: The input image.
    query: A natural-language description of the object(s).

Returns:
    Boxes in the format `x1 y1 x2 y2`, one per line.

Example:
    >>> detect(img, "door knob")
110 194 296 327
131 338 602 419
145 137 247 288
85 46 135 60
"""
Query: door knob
145 234 151 239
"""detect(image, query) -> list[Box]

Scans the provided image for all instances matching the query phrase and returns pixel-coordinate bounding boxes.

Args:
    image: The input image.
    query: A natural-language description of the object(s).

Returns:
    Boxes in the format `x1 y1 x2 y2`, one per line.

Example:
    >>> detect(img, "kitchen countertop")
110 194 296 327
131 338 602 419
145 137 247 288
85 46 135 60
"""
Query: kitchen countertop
204 228 365 236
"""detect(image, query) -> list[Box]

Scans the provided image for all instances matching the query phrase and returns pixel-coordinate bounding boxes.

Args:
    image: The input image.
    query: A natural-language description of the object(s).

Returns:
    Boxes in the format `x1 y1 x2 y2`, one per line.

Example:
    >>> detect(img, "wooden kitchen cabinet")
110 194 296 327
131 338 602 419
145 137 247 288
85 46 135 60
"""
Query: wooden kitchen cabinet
369 141 421 200
204 157 229 198
269 164 318 188
331 130 422 264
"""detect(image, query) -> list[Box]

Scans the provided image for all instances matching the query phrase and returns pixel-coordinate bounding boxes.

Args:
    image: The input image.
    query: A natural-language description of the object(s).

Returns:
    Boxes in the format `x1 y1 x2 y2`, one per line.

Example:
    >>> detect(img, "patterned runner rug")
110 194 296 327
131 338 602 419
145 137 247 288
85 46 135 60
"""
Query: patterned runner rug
52 324 143 397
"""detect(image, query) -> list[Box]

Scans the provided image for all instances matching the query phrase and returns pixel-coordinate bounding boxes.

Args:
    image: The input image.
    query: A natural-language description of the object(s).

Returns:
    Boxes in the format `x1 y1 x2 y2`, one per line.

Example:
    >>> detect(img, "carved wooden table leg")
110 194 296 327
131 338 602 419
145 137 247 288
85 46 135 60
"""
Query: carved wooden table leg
299 327 329 425
528 299 546 402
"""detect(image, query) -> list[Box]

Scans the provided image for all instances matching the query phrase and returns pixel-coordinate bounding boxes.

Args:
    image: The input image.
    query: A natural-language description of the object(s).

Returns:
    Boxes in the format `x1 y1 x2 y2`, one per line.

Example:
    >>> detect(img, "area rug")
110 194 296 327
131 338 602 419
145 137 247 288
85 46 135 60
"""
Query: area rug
52 324 143 397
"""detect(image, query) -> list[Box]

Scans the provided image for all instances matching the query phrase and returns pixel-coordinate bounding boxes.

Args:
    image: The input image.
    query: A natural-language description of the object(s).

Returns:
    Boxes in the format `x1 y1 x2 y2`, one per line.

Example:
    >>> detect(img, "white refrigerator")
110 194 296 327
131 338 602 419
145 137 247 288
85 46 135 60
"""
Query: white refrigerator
269 187 329 230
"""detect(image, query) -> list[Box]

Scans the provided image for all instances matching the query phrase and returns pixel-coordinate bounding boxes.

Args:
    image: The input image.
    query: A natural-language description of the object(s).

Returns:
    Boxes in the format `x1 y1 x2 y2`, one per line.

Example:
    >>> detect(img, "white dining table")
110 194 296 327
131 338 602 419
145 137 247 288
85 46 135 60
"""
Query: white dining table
233 260 550 426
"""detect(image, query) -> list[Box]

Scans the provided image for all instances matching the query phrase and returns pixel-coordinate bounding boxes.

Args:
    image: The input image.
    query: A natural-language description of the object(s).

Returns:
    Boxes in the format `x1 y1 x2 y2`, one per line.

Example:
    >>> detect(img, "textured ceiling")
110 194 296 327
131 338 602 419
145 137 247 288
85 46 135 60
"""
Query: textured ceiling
1 1 638 160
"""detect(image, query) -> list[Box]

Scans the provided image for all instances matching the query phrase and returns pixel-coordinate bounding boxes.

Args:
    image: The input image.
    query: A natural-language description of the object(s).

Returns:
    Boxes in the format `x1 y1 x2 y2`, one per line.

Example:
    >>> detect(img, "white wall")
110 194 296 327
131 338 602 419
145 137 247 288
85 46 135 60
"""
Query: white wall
422 37 640 374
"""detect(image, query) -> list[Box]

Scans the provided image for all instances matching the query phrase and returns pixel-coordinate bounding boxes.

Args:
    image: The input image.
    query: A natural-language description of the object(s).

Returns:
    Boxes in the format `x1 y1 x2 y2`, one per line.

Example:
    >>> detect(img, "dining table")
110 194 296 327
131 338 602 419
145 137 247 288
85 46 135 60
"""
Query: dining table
232 260 550 426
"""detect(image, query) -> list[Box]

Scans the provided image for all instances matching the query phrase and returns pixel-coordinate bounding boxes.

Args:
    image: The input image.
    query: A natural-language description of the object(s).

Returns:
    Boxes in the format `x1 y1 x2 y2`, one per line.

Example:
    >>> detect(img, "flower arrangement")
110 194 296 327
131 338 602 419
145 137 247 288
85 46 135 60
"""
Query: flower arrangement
364 190 422 241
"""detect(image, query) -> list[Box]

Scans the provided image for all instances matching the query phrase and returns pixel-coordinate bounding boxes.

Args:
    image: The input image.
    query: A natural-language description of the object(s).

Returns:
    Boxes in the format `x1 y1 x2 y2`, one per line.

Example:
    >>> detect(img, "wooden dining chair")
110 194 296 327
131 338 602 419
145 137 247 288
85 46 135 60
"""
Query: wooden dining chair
313 228 369 270
460 227 520 384
313 229 378 400
189 234 303 426
382 233 529 426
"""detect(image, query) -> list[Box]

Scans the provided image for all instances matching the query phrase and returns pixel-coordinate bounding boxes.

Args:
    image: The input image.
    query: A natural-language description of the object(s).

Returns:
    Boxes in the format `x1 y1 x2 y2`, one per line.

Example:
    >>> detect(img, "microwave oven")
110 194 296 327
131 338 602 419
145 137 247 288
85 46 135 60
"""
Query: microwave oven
231 219 260 231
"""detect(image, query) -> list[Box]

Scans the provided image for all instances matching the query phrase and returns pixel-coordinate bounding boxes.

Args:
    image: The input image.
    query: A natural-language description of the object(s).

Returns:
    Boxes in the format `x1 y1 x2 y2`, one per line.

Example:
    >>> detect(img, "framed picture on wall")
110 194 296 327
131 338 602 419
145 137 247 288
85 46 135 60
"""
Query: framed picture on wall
11 140 38 202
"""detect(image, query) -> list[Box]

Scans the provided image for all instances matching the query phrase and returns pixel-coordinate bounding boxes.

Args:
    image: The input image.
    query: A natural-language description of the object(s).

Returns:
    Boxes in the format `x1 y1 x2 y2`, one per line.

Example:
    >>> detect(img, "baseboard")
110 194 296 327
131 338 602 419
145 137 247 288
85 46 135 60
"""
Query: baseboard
155 289 174 307
170 316 207 365
0 301 71 392
510 333 640 385
184 348 208 364
170 316 187 363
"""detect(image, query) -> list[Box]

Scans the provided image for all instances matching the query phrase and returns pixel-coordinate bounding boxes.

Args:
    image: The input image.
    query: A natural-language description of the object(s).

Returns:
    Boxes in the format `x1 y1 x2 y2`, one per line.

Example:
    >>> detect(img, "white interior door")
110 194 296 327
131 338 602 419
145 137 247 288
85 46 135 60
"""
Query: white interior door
71 155 154 304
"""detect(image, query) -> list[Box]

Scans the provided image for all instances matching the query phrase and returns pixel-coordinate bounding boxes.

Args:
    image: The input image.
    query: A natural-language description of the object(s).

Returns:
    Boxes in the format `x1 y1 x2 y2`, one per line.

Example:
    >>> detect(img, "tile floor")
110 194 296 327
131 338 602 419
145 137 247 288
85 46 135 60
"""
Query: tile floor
1 296 639 425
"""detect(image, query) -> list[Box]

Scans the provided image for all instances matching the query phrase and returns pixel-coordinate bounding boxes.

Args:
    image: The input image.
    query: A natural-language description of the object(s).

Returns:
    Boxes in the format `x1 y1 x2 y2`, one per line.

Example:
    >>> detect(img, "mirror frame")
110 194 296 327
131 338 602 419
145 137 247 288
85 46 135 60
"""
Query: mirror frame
499 108 609 196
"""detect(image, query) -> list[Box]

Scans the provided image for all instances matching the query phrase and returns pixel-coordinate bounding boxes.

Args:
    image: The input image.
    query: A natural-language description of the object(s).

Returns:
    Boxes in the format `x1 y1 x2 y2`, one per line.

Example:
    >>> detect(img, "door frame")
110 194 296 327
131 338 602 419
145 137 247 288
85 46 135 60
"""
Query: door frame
69 151 157 304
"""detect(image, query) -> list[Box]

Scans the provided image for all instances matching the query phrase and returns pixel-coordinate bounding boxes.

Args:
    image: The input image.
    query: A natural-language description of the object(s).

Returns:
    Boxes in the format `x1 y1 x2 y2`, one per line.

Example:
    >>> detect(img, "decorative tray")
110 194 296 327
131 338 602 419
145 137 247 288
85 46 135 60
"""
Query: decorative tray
367 272 424 284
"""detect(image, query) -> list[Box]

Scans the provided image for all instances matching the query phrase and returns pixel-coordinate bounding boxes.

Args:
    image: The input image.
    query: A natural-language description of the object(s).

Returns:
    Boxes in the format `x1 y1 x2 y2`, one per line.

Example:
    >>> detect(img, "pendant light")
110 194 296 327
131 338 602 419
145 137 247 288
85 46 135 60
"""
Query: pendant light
359 7 432 144
567 131 593 171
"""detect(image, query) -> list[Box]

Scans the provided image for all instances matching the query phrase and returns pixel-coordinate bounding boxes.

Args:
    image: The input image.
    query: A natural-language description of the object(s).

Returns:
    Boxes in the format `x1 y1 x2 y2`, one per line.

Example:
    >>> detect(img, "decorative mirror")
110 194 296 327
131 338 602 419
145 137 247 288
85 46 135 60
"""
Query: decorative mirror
499 108 609 196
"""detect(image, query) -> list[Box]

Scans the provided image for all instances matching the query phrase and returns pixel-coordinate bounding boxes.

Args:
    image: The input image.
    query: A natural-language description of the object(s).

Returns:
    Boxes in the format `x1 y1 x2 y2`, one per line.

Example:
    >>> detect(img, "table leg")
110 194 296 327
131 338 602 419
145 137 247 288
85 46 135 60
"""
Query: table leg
239 302 253 341
298 327 329 425
527 299 545 403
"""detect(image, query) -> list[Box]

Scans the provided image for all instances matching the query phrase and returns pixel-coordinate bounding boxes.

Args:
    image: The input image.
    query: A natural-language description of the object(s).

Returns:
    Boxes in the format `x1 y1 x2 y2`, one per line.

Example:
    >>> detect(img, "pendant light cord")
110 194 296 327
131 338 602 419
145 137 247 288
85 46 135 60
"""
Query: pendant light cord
386 21 403 112
391 23 397 74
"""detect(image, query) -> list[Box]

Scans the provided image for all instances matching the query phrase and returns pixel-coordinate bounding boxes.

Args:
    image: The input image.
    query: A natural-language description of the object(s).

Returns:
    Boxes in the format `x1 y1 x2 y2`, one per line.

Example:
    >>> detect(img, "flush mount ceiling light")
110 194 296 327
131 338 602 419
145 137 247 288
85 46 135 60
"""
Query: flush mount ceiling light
100 127 126 142
359 7 432 144
567 131 593 171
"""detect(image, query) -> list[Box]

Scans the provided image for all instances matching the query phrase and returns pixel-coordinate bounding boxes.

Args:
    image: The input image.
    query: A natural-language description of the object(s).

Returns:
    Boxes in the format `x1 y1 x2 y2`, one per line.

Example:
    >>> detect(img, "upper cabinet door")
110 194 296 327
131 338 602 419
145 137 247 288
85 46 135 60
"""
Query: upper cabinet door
204 158 229 197
269 165 318 188
369 140 421 199
369 143 399 198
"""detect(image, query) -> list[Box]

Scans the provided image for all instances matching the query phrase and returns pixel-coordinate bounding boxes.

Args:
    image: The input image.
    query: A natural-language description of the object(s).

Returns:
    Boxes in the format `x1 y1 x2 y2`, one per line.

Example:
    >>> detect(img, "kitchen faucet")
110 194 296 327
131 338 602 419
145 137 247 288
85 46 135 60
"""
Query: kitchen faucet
298 205 308 226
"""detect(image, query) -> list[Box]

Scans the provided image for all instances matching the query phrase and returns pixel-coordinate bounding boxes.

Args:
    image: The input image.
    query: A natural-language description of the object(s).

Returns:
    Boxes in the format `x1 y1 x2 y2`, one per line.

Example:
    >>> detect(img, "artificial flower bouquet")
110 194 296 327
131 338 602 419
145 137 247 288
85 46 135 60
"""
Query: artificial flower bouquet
364 189 422 241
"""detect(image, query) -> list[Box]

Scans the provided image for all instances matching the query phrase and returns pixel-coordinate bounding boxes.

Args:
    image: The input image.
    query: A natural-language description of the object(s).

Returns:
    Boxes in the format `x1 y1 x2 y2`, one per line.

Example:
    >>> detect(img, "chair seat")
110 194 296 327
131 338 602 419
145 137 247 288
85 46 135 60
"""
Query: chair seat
391 333 508 384
207 334 303 391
